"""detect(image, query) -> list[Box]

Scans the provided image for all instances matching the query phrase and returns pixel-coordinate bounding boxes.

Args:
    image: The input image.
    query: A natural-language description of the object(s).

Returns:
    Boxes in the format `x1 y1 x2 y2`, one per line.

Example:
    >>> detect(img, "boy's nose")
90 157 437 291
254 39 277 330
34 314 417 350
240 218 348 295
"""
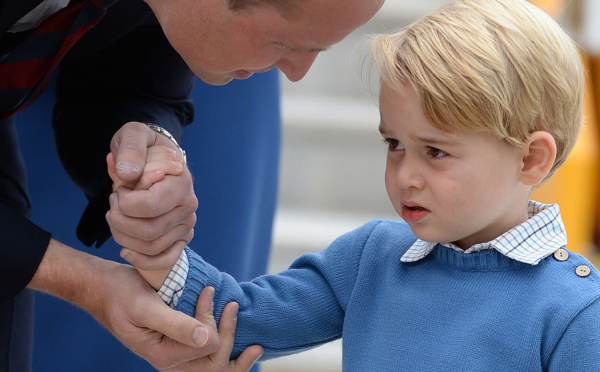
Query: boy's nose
395 161 425 190
276 51 320 82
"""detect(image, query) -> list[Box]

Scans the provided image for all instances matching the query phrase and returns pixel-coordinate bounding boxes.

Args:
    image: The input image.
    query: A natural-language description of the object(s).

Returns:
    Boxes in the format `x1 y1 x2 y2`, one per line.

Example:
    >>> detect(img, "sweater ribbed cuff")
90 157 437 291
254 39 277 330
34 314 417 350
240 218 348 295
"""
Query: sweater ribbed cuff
174 246 214 316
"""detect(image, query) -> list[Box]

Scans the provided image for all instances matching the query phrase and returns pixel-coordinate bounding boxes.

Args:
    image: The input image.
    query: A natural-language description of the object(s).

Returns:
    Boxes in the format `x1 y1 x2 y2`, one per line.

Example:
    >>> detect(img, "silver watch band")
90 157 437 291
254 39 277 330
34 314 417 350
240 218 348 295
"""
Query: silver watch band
143 122 187 164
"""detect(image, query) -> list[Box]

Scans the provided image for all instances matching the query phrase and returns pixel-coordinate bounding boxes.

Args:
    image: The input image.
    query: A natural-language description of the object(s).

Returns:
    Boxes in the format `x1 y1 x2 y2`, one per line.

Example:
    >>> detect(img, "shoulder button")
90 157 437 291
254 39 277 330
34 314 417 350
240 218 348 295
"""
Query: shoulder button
553 248 569 261
576 265 591 278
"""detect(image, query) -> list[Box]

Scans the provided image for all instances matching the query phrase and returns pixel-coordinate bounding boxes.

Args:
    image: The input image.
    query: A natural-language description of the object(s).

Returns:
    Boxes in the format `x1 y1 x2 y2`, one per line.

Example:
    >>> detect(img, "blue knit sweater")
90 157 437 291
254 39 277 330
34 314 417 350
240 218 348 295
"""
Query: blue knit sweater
176 220 600 371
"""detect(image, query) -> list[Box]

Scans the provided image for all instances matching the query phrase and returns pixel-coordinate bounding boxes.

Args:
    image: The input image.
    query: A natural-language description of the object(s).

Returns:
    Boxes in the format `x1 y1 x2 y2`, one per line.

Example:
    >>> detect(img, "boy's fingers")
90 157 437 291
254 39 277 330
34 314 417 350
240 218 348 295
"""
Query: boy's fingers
147 144 185 163
211 302 239 361
194 287 221 348
163 298 261 372
135 169 166 191
143 145 184 182
214 301 264 372
113 145 183 191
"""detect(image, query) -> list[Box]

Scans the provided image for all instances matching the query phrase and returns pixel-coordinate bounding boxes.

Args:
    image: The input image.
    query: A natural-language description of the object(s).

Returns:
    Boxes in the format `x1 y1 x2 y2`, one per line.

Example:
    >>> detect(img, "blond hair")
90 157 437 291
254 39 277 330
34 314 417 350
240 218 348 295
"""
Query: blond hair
372 0 584 178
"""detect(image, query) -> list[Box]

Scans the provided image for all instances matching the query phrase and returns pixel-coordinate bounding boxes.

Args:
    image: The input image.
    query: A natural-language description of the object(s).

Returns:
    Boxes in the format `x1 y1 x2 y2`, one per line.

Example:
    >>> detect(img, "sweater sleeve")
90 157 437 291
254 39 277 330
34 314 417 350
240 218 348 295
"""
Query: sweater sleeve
175 220 384 360
545 296 600 370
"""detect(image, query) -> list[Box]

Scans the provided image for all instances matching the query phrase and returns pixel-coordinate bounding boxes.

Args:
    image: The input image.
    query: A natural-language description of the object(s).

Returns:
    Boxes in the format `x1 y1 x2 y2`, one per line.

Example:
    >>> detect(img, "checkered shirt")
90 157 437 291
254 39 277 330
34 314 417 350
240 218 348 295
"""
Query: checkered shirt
401 200 567 265
157 249 189 308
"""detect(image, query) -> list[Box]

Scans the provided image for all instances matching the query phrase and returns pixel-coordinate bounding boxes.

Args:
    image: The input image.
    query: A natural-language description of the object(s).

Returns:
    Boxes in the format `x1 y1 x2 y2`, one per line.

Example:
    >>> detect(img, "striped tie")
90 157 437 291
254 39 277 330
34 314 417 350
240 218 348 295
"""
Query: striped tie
0 0 117 119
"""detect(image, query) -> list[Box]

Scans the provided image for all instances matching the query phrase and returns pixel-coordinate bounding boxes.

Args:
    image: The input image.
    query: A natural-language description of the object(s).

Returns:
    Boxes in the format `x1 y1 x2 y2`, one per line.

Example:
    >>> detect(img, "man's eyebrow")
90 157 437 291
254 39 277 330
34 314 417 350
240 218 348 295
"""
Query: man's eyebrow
277 42 327 53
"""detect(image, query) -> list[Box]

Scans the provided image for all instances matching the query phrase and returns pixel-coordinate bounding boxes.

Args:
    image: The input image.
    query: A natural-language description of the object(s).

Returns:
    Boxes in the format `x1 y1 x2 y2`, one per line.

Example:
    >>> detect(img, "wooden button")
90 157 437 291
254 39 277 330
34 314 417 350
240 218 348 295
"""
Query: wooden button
576 265 591 277
553 248 569 261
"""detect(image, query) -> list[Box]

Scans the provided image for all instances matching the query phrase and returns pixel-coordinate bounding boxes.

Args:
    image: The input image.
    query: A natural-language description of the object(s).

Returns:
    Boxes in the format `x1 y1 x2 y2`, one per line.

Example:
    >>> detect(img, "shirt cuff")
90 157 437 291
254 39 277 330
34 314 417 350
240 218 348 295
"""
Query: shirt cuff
157 249 189 308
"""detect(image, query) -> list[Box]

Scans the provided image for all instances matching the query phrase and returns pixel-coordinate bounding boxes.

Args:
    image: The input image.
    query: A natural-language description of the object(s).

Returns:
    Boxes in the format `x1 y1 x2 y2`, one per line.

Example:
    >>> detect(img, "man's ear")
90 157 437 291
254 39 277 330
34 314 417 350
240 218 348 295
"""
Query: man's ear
520 131 557 186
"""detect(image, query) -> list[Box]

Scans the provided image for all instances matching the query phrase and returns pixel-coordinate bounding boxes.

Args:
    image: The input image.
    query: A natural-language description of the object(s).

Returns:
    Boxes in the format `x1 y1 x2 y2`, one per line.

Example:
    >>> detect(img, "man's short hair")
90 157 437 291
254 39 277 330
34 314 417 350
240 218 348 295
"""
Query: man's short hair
372 0 584 179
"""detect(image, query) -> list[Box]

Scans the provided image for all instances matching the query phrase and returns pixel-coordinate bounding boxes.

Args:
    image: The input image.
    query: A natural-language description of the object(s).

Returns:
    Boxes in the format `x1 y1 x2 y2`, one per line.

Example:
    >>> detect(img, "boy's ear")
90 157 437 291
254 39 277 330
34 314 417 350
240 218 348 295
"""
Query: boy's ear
520 131 557 186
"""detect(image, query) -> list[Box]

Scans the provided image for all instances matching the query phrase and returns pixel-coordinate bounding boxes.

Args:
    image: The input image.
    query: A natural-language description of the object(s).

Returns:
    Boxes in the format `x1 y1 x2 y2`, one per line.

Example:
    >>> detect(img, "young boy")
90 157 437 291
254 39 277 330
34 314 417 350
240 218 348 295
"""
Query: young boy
119 0 600 369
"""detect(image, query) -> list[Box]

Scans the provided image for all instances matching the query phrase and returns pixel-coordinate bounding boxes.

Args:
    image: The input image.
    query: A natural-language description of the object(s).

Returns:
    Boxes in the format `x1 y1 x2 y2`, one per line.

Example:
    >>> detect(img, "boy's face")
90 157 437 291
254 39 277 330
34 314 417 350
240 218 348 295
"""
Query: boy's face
379 84 531 249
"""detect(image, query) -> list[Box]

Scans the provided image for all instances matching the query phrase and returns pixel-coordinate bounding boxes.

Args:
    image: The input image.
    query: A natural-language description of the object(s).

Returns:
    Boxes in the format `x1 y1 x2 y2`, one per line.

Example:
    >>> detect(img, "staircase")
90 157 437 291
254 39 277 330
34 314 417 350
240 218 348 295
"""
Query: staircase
263 1 449 371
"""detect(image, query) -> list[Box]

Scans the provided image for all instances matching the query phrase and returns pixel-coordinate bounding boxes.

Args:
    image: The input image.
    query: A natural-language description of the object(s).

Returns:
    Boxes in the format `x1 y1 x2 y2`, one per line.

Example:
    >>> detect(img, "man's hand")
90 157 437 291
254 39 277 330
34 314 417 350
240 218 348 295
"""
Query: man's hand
107 146 188 289
108 121 198 269
29 240 220 370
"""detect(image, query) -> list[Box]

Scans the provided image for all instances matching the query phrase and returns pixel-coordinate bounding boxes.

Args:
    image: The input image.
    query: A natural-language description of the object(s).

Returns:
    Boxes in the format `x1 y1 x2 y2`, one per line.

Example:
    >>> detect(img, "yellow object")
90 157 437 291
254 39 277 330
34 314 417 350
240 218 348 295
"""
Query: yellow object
529 0 566 19
532 51 599 259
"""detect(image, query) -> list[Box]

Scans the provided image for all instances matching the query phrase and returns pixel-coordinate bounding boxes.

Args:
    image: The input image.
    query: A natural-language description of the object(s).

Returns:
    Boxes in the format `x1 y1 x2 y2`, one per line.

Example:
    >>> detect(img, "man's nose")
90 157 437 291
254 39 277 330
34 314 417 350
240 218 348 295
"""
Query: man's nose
276 51 320 82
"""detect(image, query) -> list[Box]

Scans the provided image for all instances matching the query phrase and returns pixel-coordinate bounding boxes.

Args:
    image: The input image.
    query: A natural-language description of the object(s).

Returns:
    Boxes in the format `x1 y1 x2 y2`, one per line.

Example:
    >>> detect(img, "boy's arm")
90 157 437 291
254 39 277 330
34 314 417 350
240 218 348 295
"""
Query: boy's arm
172 221 390 359
175 245 348 359
173 219 387 360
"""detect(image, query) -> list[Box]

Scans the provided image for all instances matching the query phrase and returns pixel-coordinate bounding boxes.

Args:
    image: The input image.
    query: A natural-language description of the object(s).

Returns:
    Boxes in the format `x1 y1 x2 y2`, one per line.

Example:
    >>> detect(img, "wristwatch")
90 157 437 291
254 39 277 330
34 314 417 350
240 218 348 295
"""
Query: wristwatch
143 122 187 164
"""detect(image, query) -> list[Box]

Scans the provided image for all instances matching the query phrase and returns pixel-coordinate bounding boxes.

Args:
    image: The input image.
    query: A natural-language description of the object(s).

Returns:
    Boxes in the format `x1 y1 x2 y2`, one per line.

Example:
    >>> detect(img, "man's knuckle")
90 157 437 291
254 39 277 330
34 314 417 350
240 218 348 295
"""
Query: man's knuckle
139 222 160 241
139 195 161 217
189 212 197 225
183 196 198 212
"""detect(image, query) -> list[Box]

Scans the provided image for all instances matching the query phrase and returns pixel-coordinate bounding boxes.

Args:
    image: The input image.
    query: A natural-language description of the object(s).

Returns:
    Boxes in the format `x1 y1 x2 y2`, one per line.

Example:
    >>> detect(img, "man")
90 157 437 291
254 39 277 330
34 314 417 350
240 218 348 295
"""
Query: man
0 0 384 371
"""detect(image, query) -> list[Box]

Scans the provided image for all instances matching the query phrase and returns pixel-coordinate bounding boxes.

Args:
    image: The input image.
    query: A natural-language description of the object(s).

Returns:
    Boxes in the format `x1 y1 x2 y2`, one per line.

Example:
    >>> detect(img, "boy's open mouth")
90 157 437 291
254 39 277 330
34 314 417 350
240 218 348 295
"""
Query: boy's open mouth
401 204 430 222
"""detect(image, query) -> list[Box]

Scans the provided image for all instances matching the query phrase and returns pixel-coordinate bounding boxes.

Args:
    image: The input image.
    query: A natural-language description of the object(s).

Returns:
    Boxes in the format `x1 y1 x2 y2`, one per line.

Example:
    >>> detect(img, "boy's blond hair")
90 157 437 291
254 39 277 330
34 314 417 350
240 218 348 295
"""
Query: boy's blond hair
372 0 584 179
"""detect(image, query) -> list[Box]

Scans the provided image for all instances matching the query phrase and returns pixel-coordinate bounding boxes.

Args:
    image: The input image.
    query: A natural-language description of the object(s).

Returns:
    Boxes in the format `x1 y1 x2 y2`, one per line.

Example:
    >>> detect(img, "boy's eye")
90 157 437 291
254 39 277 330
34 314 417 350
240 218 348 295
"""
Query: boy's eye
427 146 448 158
383 138 404 151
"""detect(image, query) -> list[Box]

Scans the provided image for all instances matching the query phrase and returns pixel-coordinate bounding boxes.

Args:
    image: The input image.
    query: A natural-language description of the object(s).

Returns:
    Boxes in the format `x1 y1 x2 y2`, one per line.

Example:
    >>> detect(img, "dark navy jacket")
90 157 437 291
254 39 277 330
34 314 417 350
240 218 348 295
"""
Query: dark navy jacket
0 0 196 302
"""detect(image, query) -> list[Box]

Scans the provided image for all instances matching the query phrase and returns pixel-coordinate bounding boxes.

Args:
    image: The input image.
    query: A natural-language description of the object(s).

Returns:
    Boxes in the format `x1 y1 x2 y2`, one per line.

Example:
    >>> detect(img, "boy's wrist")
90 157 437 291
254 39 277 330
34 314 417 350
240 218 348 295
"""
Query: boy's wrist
136 268 171 291
156 249 189 308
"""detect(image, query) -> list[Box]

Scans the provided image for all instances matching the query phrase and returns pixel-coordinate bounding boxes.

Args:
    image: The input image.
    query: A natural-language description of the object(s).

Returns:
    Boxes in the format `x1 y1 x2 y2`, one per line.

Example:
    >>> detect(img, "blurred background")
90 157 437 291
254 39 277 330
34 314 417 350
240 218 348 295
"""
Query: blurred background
263 0 600 371
20 1 600 371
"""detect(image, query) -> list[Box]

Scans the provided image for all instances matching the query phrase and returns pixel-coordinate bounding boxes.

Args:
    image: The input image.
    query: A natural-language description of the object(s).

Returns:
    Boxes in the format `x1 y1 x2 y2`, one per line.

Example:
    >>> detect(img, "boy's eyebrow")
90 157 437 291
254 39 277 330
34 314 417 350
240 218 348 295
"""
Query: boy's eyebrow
378 123 392 136
410 133 458 146
379 124 459 146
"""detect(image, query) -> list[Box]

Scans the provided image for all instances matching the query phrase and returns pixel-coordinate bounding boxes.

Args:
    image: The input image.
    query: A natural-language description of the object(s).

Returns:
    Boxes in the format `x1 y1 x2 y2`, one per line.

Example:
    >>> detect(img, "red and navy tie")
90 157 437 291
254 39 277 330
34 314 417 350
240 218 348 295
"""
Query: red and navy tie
0 0 117 119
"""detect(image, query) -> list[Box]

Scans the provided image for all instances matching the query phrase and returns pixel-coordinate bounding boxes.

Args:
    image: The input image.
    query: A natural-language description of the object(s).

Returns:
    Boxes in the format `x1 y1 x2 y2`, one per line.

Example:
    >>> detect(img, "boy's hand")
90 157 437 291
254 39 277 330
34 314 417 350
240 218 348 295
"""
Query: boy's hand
107 145 187 288
107 145 184 191
175 288 263 372
108 122 198 269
